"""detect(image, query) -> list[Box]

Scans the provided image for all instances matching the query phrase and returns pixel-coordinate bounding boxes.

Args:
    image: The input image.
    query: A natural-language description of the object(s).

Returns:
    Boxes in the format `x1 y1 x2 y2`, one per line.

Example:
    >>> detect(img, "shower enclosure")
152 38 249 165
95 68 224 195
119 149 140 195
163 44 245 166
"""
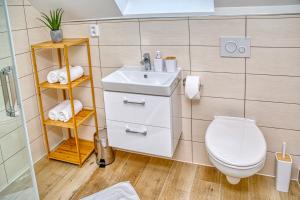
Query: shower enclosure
0 0 39 199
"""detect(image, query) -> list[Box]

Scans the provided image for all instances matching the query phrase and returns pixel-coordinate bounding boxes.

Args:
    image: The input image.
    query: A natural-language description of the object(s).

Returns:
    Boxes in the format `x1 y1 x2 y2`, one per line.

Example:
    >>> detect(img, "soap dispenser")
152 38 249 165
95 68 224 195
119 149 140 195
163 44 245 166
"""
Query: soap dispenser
154 50 164 72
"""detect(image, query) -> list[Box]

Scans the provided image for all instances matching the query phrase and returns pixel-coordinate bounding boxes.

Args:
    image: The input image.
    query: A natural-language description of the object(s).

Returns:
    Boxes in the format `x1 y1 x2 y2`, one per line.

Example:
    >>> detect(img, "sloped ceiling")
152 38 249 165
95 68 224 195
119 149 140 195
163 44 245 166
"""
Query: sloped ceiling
28 0 300 21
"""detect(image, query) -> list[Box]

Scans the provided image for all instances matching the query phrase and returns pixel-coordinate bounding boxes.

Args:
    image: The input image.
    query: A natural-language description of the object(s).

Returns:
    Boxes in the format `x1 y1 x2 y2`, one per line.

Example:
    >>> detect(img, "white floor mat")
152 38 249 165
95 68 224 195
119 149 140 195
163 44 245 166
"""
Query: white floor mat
81 181 140 200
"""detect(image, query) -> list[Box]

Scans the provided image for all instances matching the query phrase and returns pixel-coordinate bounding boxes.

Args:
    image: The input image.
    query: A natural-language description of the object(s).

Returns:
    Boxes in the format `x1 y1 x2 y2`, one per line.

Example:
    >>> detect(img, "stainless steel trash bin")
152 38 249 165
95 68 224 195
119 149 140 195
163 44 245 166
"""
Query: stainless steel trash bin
94 132 115 168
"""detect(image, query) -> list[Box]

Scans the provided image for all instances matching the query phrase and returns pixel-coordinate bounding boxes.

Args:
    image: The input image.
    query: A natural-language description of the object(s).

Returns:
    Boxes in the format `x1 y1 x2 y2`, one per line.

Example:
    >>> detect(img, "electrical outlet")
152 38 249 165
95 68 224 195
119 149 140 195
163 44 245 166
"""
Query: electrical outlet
90 24 99 37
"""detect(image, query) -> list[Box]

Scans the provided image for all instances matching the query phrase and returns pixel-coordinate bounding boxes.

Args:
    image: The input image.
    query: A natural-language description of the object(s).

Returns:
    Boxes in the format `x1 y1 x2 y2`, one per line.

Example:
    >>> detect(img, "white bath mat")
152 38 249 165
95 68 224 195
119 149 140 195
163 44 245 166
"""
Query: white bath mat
81 181 140 200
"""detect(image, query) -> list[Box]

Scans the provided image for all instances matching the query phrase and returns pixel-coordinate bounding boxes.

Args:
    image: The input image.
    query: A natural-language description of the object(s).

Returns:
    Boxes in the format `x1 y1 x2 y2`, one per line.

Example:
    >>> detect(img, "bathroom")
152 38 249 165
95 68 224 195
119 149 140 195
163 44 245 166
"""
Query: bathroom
0 0 300 199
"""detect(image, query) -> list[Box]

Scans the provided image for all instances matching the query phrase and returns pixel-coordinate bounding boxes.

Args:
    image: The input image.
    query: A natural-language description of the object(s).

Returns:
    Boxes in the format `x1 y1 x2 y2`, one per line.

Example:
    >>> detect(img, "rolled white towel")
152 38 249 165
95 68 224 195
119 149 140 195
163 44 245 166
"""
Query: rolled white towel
58 66 84 84
58 100 83 122
48 100 70 120
47 67 66 83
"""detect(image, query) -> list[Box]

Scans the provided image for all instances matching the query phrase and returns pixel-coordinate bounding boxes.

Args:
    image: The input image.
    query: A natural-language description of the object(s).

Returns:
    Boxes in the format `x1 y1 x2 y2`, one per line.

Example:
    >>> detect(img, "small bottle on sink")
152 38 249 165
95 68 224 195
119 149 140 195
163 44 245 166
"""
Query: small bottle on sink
153 50 164 72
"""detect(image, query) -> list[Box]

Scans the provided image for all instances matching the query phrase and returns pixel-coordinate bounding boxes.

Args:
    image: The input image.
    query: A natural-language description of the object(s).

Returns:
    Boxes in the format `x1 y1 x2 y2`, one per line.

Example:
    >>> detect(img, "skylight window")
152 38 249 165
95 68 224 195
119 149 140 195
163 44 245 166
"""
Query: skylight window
114 0 215 16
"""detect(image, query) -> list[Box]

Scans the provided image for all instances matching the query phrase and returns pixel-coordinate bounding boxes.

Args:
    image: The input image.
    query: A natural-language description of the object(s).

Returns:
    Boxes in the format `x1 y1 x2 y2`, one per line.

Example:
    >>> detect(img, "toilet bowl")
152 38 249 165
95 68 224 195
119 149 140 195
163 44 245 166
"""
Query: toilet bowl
205 116 267 184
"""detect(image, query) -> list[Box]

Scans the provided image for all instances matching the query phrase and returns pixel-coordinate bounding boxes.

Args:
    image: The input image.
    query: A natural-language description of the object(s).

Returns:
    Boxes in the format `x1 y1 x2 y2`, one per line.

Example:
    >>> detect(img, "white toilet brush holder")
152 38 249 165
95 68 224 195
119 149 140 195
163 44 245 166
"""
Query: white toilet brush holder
275 152 292 192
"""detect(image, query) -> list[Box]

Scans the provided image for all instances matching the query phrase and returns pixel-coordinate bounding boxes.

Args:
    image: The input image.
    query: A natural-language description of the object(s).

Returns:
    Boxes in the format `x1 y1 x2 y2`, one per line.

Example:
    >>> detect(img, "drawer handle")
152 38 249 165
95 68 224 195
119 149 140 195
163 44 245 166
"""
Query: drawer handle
125 128 147 136
123 98 145 105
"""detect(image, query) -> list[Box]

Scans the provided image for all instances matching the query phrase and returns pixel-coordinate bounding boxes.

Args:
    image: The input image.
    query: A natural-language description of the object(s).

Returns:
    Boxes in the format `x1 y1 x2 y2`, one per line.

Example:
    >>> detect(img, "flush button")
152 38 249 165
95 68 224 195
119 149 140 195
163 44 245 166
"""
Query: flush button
220 37 251 58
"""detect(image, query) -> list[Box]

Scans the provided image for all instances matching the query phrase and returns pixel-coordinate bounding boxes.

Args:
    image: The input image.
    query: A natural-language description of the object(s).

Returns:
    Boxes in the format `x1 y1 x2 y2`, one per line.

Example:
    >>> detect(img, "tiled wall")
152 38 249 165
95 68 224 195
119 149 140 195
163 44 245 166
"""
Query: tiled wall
55 15 300 179
5 0 64 168
5 0 300 180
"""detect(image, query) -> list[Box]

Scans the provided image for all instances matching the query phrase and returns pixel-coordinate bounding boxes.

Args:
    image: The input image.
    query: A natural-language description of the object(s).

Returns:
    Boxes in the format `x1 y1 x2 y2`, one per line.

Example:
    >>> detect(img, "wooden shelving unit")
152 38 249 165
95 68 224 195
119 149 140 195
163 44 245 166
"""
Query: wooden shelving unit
31 38 99 167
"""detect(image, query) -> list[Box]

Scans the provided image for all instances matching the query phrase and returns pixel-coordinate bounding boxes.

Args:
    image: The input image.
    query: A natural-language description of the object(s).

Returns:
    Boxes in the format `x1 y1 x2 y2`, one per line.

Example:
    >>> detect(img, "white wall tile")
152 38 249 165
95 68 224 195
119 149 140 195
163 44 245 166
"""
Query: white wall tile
0 164 7 191
181 118 191 141
0 32 11 59
246 100 300 130
30 136 45 163
12 29 29 54
190 46 245 73
248 17 300 47
26 117 42 142
140 20 189 45
247 48 300 76
15 52 32 78
173 140 192 163
0 127 25 161
4 149 29 183
190 19 245 45
19 74 36 100
192 97 244 120
246 74 300 104
99 21 140 45
8 6 26 30
100 46 140 68
23 95 39 121
181 95 191 118
192 72 245 99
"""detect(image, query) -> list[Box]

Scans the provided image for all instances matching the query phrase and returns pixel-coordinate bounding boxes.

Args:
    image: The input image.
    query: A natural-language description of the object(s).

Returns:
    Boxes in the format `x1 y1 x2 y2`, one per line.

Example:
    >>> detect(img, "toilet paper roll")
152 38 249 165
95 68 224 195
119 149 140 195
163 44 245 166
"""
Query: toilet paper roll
185 75 201 100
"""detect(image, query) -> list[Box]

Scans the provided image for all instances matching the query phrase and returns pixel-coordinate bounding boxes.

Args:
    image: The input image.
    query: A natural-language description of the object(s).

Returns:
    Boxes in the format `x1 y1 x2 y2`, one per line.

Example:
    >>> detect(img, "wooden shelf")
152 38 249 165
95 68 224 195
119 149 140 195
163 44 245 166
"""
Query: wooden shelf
44 109 95 129
31 38 88 49
49 138 94 165
39 75 90 89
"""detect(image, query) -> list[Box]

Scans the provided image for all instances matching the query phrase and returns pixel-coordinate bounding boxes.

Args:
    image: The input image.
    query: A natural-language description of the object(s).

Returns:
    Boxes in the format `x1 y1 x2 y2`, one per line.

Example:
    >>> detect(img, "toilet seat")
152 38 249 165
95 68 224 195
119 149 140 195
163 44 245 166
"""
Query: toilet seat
205 116 266 168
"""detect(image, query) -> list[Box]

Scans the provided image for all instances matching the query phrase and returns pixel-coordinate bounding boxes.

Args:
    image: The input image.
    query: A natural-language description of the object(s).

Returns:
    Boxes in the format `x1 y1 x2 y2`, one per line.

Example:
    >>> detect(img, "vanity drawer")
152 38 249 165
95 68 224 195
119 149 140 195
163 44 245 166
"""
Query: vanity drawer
104 91 171 128
107 120 173 157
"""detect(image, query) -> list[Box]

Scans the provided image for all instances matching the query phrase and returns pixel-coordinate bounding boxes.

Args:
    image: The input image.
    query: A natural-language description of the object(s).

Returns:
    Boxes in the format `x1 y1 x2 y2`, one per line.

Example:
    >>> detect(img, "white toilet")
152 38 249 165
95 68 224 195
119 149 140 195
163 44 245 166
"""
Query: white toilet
205 116 267 184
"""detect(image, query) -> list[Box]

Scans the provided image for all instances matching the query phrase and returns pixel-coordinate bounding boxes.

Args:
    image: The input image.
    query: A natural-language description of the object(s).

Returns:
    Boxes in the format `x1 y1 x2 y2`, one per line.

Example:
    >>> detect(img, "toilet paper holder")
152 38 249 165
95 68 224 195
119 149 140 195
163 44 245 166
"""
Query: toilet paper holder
183 78 202 91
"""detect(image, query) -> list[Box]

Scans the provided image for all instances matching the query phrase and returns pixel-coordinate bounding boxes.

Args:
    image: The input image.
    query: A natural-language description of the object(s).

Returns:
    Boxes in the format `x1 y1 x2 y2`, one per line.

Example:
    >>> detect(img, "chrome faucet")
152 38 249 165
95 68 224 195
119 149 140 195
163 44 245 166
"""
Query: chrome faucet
141 53 152 71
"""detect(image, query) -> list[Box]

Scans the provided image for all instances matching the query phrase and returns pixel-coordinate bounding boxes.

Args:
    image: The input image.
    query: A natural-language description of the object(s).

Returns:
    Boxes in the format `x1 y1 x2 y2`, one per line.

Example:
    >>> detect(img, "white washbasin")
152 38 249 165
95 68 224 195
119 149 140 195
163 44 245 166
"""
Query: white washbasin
102 66 181 96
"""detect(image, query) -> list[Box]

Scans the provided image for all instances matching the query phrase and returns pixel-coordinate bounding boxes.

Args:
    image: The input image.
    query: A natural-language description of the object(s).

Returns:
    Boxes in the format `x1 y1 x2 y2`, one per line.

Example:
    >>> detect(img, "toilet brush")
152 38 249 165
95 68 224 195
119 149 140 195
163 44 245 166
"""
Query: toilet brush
276 142 292 192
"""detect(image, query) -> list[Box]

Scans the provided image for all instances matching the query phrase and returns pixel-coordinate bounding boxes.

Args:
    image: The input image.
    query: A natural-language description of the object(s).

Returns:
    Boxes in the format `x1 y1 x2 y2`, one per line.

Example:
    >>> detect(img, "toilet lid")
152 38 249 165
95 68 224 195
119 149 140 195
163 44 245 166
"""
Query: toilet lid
205 116 266 167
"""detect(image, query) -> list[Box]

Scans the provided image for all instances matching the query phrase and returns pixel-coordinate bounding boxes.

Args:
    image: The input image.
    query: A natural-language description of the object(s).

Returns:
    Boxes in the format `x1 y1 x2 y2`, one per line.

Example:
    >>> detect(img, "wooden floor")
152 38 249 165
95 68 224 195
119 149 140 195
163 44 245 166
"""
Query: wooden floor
35 150 300 200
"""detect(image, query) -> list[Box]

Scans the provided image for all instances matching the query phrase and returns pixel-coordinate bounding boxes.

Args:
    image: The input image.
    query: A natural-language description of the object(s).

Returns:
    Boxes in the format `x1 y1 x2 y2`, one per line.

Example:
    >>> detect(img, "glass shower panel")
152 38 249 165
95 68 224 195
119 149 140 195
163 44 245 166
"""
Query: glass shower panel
0 0 39 199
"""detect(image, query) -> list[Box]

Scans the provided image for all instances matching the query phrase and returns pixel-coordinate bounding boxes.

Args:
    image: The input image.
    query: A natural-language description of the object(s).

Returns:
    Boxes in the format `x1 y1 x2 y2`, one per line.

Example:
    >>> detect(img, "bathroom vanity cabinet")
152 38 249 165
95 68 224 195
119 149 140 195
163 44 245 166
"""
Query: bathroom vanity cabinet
104 83 182 157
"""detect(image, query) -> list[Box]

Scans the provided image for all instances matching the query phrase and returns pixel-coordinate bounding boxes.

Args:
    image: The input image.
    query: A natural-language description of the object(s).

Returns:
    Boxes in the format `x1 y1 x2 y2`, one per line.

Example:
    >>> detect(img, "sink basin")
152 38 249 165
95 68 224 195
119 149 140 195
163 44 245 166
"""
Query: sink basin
102 66 181 96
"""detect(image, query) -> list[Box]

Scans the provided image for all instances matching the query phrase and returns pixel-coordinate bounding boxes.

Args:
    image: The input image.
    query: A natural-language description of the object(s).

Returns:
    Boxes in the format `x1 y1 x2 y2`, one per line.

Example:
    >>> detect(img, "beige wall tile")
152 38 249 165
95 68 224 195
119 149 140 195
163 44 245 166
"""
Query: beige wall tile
41 89 59 112
101 67 119 77
99 21 140 45
26 116 42 142
34 49 53 71
246 100 300 130
258 152 275 177
30 136 46 163
192 142 211 166
15 52 32 77
77 125 96 141
141 46 190 70
80 66 102 88
173 140 192 163
0 32 11 59
248 17 300 47
246 74 300 104
62 23 98 46
192 97 244 120
192 119 211 142
140 20 189 45
23 95 39 121
247 47 300 76
12 29 29 54
100 46 140 68
83 108 106 129
24 6 43 28
8 6 26 30
261 127 300 155
19 74 35 100
181 95 191 118
181 118 191 141
7 0 23 5
0 127 25 160
73 87 103 108
27 27 50 45
192 72 245 99
190 19 245 45
47 127 64 148
66 45 100 67
190 46 245 73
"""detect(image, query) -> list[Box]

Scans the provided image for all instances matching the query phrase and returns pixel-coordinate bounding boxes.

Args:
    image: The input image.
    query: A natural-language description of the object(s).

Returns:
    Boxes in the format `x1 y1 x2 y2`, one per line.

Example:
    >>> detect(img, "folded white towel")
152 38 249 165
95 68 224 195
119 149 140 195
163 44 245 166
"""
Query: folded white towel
46 67 66 83
58 100 83 122
59 66 84 84
48 100 70 120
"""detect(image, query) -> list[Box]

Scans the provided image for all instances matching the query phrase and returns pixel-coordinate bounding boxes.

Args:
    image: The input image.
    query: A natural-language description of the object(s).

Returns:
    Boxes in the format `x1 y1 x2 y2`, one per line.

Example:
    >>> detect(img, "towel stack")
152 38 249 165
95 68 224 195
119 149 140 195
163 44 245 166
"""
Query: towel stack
48 100 83 122
47 66 84 84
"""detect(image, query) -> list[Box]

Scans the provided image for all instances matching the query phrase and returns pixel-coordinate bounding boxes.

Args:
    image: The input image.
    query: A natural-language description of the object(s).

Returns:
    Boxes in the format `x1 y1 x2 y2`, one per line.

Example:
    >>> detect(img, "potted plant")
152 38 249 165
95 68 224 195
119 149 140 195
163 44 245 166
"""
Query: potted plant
39 8 64 43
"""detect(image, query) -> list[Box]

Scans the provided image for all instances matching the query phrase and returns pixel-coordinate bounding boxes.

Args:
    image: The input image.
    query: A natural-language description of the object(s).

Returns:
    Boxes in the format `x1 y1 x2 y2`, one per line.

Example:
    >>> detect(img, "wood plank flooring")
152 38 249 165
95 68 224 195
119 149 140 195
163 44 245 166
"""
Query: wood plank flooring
35 150 300 200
